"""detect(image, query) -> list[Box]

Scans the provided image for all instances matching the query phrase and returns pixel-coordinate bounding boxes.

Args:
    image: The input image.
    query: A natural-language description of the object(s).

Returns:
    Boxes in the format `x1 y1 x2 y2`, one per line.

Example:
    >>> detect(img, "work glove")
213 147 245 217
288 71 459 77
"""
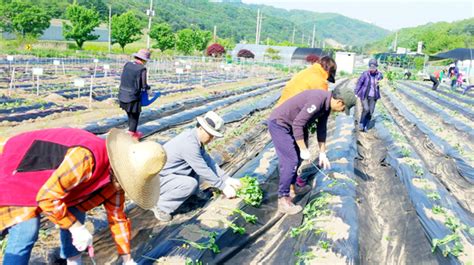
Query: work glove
300 149 311 160
69 222 93 252
225 177 242 189
222 184 237 198
124 260 137 265
147 88 153 96
318 152 331 170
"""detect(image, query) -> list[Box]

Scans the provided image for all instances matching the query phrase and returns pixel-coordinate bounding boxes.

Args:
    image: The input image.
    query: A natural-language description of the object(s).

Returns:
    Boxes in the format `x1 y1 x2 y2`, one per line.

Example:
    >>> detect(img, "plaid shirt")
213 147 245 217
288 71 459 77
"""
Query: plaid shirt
0 138 131 255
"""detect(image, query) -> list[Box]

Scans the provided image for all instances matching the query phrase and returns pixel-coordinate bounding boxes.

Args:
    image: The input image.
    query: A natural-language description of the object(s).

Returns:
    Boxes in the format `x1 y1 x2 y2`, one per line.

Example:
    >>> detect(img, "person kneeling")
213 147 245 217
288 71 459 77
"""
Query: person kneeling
151 111 241 222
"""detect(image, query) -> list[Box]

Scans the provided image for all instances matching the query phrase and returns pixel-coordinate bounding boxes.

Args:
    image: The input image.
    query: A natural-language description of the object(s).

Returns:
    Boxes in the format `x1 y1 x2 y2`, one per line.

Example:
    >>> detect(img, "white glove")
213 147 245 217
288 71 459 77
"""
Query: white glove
318 152 331 170
222 184 237 198
69 222 93 251
124 260 137 265
225 177 242 189
300 149 311 160
147 89 153 96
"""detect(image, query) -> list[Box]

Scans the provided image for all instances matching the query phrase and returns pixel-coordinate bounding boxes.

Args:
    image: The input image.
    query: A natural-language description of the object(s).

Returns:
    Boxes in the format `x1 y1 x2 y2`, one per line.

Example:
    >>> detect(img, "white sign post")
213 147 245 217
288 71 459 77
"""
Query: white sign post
89 75 94 108
74 78 85 98
8 67 16 96
7 55 14 80
32 68 44 96
103 64 110 78
53 60 60 75
176 68 184 84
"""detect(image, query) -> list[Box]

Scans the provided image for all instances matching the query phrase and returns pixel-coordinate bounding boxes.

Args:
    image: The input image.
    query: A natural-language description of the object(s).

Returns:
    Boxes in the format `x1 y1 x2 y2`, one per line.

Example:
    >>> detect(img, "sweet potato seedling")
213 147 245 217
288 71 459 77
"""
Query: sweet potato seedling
236 176 263 207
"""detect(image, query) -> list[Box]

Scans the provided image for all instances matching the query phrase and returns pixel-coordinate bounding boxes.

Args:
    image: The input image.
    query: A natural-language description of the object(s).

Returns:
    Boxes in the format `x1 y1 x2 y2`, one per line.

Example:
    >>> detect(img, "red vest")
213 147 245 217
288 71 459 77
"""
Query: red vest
0 128 111 206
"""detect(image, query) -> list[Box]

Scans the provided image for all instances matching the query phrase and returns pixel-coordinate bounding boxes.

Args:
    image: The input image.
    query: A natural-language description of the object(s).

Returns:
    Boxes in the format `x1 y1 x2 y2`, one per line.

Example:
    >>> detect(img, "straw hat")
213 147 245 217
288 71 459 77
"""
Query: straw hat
106 128 166 209
197 111 225 137
133 49 151 61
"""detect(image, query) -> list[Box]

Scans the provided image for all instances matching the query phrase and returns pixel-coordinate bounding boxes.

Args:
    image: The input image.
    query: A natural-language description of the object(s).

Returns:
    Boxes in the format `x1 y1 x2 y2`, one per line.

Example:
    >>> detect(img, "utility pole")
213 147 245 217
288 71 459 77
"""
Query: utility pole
255 9 260 44
291 27 295 44
311 24 316 48
213 25 217 42
146 0 155 49
393 31 398 52
301 32 304 45
258 12 263 45
108 5 112 53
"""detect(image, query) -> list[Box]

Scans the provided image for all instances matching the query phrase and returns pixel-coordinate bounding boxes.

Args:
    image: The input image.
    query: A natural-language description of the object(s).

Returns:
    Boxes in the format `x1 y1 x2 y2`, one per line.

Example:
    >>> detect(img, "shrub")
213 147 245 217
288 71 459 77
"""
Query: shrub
237 49 255 59
206 43 225 57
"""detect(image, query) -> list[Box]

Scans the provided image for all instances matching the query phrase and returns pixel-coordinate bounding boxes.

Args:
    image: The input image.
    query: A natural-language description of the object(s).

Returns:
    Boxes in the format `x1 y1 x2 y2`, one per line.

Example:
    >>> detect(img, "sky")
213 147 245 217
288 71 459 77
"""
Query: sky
242 0 474 31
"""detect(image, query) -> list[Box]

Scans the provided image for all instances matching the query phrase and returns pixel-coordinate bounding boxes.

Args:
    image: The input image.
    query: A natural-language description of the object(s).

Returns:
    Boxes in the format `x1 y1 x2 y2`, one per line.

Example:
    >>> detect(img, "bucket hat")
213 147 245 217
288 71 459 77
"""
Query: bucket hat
197 111 225 138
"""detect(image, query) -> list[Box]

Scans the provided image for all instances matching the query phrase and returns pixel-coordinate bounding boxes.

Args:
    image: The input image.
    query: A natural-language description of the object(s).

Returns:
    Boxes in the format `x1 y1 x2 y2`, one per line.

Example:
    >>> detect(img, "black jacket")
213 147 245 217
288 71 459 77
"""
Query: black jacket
118 62 149 103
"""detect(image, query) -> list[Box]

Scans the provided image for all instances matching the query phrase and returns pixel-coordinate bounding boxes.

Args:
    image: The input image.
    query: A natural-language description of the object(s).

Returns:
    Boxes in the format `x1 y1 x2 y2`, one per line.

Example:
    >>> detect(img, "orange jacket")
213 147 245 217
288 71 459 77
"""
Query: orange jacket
276 63 329 107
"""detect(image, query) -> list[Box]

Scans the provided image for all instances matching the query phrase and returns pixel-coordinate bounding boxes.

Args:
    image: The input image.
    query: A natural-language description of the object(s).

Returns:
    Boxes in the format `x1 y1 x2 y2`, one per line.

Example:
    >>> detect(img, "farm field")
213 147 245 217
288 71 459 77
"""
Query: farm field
1 61 472 264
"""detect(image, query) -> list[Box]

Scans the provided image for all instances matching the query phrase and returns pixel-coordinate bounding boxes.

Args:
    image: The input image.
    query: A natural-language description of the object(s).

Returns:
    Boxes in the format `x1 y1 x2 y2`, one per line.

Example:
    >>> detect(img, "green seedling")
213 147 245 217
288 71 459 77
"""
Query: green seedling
444 216 465 232
319 240 331 252
232 208 257 224
295 251 316 265
185 258 203 265
431 205 446 215
291 192 332 238
224 220 246 235
236 176 263 207
427 192 441 201
173 231 220 254
399 146 411 157
290 219 315 238
432 233 463 257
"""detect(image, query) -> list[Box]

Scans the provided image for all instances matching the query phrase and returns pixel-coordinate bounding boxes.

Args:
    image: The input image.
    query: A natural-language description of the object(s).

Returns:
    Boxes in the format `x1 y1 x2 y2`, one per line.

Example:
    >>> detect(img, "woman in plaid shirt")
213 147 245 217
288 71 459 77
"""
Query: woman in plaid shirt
0 128 166 265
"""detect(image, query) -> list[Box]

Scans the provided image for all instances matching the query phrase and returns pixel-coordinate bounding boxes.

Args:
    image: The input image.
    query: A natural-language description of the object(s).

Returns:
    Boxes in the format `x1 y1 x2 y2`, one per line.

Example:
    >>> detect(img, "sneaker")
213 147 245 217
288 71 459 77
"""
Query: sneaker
151 207 172 222
278 197 302 215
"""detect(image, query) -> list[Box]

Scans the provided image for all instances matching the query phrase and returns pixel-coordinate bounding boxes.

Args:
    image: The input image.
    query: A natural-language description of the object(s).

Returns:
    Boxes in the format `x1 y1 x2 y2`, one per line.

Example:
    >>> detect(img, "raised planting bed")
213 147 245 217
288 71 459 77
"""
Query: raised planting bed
396 82 474 120
373 103 473 264
381 89 474 213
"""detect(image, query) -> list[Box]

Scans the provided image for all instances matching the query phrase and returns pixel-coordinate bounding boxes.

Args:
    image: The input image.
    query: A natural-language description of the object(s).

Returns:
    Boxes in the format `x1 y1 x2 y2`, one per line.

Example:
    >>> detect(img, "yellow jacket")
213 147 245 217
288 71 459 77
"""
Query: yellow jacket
276 63 329 107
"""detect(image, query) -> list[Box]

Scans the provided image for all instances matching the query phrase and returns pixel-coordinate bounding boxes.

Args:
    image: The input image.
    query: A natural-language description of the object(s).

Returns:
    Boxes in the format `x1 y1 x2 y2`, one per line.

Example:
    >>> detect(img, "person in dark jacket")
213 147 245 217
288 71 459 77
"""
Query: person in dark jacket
354 59 384 132
118 49 152 139
268 87 356 215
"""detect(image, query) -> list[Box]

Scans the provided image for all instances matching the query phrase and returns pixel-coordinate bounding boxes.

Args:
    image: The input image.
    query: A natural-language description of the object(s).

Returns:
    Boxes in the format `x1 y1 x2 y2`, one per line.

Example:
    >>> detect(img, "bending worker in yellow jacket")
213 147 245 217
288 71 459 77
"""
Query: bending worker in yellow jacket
276 56 337 107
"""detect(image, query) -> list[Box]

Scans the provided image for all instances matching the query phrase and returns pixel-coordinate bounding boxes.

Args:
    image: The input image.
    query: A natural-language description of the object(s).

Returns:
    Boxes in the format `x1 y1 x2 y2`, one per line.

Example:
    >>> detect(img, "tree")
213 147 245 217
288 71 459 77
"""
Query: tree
216 37 236 51
0 2 51 38
193 29 212 52
63 4 100 49
150 22 175 51
207 43 225 57
77 0 108 20
264 48 281 61
111 11 142 52
176 28 195 55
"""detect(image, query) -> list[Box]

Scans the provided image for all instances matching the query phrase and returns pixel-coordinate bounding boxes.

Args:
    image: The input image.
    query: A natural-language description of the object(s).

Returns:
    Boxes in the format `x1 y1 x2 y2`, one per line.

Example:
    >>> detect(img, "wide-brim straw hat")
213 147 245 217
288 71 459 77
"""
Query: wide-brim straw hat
133 49 151 61
197 111 224 137
106 128 166 209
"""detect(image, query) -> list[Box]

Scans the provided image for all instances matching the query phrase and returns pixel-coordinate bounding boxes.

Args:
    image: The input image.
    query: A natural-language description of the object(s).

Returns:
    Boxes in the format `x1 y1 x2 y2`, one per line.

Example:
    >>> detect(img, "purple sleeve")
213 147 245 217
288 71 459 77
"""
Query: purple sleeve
316 111 330 142
292 103 317 141
354 73 366 96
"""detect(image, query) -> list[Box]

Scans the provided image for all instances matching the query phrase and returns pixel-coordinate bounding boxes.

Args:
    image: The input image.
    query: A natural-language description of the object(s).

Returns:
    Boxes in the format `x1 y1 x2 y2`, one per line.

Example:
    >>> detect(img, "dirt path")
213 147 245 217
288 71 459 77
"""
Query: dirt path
354 102 441 265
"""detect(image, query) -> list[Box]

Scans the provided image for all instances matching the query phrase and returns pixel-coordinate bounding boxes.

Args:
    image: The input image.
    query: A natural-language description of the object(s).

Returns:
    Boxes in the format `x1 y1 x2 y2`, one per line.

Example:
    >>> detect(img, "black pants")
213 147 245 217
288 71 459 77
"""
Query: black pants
127 112 140 132
429 75 440 90
360 97 377 129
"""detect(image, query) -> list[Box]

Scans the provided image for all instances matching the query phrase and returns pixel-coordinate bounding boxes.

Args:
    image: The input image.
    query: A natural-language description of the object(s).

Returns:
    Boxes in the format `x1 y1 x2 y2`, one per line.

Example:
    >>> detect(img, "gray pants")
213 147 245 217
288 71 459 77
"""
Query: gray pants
157 174 199 214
